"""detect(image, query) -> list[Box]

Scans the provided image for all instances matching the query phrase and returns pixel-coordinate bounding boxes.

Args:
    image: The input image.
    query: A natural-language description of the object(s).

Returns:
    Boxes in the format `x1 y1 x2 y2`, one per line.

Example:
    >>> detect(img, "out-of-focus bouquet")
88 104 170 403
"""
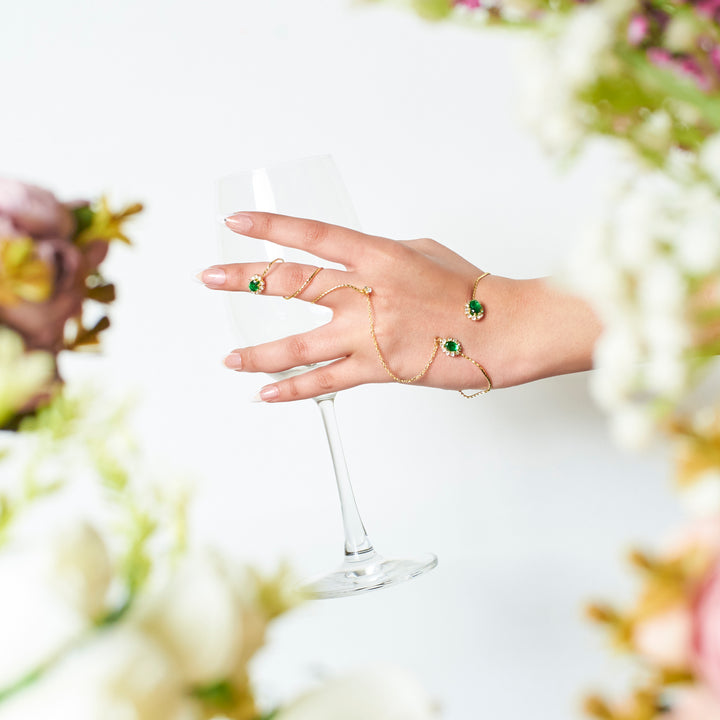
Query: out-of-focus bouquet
372 0 720 716
0 178 140 429
0 180 438 720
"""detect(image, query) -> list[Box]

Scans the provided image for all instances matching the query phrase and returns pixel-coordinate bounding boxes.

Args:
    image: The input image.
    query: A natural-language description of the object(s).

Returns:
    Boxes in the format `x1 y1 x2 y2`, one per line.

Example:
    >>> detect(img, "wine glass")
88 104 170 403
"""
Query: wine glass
216 155 437 599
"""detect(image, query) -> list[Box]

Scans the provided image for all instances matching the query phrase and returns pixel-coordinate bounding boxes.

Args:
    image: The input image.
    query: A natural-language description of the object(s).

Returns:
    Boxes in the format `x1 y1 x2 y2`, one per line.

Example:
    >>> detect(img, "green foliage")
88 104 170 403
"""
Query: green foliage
192 680 237 710
412 0 453 20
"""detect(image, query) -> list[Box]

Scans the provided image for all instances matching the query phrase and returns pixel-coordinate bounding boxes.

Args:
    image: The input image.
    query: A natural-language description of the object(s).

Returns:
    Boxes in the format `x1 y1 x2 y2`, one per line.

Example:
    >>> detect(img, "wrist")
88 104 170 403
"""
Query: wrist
483 277 602 389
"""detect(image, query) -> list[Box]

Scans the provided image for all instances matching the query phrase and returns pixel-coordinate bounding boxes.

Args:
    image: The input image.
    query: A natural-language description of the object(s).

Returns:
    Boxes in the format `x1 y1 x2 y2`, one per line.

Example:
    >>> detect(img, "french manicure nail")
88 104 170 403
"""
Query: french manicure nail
198 267 226 287
224 352 243 370
258 385 279 402
225 213 253 233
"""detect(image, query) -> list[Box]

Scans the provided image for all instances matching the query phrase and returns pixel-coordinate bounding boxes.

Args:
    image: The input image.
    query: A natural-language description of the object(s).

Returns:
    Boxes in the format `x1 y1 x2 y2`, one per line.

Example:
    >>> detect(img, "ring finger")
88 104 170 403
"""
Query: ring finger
224 323 354 375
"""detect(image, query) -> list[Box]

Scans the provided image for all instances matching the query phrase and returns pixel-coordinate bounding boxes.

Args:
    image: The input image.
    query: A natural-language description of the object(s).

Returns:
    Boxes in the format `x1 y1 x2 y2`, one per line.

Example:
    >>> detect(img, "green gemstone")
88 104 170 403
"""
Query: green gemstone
468 299 483 315
444 340 459 354
249 278 261 292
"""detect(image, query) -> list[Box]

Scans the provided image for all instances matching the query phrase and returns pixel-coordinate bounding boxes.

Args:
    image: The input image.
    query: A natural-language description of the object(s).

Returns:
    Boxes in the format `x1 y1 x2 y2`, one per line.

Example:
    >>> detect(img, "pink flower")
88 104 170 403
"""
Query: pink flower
454 0 482 7
665 514 720 557
627 14 650 46
0 178 73 239
648 47 674 68
692 561 720 699
666 686 720 719
633 606 694 669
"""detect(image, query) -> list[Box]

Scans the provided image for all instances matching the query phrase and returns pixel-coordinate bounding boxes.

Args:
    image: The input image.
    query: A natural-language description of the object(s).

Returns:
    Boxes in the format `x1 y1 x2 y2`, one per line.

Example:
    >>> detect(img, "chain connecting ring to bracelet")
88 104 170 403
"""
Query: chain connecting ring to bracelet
276 261 493 399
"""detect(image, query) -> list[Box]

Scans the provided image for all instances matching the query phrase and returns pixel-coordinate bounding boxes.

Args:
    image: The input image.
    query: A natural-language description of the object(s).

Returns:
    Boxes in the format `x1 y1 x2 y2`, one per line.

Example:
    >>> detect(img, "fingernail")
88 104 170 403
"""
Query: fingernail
224 352 243 370
198 267 226 287
225 213 253 233
257 385 279 402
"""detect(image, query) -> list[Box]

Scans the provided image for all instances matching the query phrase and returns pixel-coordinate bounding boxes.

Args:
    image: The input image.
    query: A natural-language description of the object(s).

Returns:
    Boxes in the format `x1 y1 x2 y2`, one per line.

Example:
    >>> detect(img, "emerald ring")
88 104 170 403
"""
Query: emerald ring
249 274 265 294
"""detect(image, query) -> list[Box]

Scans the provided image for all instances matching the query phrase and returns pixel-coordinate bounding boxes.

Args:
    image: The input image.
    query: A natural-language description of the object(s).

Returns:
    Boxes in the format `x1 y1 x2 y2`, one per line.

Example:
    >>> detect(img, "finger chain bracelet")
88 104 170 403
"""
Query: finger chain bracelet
252 260 492 398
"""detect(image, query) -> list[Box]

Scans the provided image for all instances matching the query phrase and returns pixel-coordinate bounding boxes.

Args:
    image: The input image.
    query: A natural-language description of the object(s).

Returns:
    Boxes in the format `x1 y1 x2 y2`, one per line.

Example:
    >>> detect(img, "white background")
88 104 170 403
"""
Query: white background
2 2 680 718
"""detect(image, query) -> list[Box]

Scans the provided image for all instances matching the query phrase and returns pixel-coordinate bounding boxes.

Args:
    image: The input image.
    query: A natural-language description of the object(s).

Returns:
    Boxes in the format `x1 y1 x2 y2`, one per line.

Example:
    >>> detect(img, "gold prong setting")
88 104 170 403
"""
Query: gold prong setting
248 274 265 294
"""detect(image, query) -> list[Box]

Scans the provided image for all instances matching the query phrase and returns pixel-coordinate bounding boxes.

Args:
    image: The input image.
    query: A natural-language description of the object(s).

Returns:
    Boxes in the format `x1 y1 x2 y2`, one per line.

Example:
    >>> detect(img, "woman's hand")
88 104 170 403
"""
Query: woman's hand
198 212 601 402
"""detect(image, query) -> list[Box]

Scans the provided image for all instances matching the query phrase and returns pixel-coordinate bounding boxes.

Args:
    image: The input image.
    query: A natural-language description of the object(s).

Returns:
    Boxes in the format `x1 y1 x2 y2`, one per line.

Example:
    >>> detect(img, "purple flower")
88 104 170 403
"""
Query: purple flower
0 180 109 354
0 178 73 240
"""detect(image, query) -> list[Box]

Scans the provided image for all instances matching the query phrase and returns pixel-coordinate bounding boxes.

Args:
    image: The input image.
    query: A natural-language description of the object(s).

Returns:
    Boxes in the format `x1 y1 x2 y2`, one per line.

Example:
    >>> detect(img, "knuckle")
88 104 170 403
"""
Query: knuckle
302 220 329 249
287 335 309 364
285 377 302 399
242 346 259 370
314 369 334 391
259 214 274 237
285 265 307 292
385 240 413 261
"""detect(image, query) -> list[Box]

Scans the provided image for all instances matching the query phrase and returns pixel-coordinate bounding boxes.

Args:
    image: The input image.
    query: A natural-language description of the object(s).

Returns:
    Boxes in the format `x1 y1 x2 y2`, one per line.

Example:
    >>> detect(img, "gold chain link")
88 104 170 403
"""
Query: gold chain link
305 281 492 395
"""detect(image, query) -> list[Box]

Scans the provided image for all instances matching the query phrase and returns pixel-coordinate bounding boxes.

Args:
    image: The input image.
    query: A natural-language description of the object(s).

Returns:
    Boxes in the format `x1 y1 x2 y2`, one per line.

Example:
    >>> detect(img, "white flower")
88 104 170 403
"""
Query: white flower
557 6 615 90
644 352 688 396
273 666 438 720
634 110 673 154
700 132 720 188
0 521 112 688
674 188 720 273
0 626 194 720
609 404 655 450
517 39 585 155
133 551 248 686
42 522 113 620
0 327 53 425
665 15 700 53
680 470 720 516
637 258 686 315
643 314 690 356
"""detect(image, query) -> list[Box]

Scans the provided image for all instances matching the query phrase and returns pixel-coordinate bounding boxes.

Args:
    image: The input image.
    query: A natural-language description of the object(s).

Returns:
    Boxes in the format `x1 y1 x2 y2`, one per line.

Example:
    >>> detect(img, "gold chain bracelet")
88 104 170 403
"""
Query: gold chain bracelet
261 259 493 398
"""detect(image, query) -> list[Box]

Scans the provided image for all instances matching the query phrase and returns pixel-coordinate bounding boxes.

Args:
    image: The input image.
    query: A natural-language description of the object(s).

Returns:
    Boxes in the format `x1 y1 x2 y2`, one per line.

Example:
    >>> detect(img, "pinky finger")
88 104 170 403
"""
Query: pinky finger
253 358 366 402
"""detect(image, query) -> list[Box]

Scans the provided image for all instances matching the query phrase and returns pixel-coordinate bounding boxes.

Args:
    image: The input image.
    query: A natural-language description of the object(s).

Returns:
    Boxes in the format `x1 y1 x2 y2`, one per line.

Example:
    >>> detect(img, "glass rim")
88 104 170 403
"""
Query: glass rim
217 153 336 185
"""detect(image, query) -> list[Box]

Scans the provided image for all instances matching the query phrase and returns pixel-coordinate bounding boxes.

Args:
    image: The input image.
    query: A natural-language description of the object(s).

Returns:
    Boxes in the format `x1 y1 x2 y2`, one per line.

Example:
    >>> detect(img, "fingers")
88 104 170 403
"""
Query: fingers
224 211 388 268
224 325 351 375
251 358 372 402
198 261 347 305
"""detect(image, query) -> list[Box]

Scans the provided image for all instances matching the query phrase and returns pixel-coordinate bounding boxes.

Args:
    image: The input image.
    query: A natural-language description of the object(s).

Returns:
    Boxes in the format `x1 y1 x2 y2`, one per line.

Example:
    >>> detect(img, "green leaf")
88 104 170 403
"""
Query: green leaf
412 0 453 20
191 680 236 709
258 711 280 720
71 205 95 237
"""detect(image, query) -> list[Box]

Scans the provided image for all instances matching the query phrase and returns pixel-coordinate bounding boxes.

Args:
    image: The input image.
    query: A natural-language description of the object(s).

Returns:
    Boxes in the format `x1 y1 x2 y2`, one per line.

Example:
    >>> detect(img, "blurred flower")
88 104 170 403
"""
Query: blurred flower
0 179 73 240
0 235 108 354
134 552 249 687
273 666 438 720
627 14 650 46
0 328 54 427
692 561 720 697
0 626 192 720
666 686 720 720
0 237 53 306
632 605 693 669
0 521 112 690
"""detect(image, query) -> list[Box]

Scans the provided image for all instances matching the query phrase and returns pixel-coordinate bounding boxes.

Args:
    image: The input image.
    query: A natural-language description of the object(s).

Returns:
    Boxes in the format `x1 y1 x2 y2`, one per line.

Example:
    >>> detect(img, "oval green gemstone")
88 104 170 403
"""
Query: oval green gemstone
249 279 261 292
444 340 459 354
468 299 483 315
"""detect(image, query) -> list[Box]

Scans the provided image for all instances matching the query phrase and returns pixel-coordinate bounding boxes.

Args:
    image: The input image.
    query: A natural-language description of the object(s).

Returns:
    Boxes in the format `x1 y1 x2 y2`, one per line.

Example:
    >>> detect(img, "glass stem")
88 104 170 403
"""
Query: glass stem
315 396 374 558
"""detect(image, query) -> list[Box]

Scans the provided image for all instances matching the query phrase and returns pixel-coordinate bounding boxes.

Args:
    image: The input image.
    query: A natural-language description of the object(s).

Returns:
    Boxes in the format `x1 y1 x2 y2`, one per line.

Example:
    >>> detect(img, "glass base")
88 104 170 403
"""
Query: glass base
303 550 438 600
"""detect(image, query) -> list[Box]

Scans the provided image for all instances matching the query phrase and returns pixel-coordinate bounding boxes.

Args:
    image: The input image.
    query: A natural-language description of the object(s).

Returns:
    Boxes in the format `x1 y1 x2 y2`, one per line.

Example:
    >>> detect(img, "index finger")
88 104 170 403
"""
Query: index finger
224 211 386 269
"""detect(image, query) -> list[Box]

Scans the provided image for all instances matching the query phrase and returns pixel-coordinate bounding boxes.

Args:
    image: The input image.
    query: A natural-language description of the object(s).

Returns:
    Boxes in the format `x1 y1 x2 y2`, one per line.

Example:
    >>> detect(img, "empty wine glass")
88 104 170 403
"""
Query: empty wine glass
216 155 437 599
